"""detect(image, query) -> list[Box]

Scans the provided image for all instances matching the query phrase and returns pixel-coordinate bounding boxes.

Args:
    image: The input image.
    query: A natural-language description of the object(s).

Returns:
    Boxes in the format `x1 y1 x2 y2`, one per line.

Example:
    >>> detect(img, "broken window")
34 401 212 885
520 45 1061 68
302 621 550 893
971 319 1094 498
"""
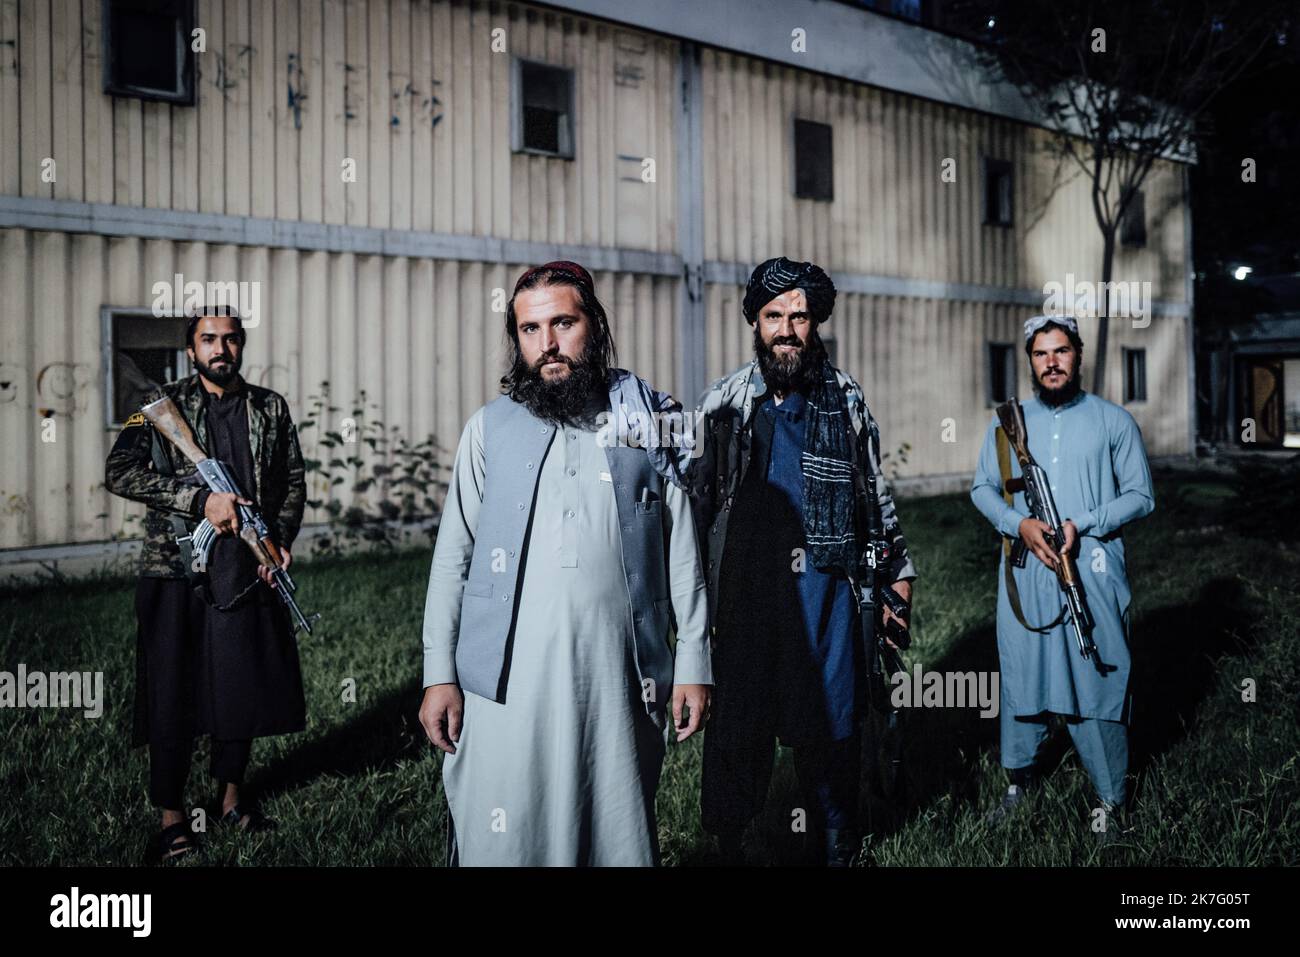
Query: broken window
514 59 575 158
105 309 189 426
102 0 196 105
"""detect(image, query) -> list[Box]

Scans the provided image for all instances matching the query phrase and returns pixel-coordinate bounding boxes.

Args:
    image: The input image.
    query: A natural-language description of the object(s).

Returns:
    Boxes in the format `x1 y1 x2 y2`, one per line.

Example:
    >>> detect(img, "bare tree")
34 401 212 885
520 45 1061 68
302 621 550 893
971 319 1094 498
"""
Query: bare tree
947 0 1288 392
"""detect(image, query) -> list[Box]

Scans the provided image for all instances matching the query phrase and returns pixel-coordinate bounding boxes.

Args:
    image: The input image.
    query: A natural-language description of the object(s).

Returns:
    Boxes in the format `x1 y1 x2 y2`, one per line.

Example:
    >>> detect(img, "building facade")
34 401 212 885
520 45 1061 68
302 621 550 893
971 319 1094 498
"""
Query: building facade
0 0 1194 565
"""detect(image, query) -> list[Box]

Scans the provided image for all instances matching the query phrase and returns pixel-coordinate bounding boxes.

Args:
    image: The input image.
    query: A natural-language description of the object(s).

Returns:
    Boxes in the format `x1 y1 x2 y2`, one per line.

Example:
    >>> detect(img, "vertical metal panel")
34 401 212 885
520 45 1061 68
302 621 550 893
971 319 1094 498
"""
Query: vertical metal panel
366 0 390 230
389 0 412 231
0 229 28 547
0 0 19 196
197 0 225 214
408 0 433 231
51 0 83 202
251 0 277 218
318 0 344 224
18 0 50 198
343 0 368 226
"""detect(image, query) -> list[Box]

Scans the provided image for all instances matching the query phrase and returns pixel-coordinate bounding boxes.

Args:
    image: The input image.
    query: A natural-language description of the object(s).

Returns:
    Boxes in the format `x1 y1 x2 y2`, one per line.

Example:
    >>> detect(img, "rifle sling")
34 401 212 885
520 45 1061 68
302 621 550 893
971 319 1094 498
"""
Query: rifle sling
995 424 1066 634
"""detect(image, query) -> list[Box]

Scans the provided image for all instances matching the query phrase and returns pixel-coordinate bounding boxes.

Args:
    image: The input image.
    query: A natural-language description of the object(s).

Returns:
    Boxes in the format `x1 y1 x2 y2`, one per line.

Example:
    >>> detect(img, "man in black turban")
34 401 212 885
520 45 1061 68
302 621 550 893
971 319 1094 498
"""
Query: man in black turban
687 257 917 865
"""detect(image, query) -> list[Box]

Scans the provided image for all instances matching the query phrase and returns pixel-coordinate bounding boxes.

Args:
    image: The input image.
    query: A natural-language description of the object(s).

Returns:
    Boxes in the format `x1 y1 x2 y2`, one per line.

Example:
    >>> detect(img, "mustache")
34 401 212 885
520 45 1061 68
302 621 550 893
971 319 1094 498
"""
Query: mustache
768 336 803 349
534 352 575 370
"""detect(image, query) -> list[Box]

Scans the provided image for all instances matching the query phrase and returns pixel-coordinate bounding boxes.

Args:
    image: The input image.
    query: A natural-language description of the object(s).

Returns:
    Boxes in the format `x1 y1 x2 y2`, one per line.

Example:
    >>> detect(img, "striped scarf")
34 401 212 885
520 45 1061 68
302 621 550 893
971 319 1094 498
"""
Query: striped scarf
800 361 859 575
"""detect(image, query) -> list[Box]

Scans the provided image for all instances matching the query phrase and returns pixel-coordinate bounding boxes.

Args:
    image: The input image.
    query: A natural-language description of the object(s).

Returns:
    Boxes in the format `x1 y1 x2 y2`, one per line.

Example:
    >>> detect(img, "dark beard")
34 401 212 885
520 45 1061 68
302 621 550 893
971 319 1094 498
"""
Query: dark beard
754 325 827 395
512 345 609 427
195 354 241 387
1033 365 1083 407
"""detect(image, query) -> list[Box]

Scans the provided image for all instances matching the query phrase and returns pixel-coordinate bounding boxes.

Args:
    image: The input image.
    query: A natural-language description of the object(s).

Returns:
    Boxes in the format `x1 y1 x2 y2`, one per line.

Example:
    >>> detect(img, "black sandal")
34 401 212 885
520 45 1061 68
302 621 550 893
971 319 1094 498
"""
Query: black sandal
150 820 201 865
219 803 277 833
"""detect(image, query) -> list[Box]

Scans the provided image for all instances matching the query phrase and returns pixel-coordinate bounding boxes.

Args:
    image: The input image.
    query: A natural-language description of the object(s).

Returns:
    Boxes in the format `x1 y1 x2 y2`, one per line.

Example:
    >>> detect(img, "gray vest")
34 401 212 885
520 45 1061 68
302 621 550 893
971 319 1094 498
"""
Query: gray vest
455 390 675 717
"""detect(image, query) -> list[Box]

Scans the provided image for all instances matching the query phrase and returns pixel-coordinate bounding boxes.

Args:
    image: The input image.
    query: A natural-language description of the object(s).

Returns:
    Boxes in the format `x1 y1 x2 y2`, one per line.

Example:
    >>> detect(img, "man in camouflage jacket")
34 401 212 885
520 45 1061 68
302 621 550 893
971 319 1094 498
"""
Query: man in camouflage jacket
686 257 916 866
105 308 307 862
106 371 305 578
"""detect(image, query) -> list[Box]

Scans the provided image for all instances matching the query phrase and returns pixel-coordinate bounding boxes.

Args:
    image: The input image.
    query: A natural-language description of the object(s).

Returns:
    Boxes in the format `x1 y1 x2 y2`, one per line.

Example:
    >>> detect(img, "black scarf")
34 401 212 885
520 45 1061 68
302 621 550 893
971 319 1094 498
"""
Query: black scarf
799 361 858 575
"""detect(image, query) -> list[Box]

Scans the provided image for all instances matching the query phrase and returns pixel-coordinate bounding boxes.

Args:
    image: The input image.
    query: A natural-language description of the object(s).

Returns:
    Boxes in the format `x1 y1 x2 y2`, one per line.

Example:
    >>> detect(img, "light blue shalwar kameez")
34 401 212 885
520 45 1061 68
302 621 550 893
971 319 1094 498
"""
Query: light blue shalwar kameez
971 391 1155 804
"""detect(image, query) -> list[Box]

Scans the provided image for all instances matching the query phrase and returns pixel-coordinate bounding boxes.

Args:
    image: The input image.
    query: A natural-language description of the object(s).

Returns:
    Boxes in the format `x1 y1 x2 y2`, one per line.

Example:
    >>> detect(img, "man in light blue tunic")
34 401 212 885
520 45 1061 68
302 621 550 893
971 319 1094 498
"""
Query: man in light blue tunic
971 316 1154 832
417 262 712 866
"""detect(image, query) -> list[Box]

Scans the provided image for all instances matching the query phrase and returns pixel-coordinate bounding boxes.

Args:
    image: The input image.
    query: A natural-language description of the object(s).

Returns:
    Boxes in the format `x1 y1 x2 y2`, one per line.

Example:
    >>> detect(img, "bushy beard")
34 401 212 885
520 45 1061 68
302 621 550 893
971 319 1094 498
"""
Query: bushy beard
754 325 827 395
512 343 608 427
195 353 241 387
1033 363 1083 407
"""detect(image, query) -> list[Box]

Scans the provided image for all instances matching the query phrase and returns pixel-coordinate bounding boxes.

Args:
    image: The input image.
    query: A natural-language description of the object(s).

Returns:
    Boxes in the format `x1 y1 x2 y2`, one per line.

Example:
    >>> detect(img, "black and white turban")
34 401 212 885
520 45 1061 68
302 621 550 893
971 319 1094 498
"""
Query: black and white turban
742 257 837 325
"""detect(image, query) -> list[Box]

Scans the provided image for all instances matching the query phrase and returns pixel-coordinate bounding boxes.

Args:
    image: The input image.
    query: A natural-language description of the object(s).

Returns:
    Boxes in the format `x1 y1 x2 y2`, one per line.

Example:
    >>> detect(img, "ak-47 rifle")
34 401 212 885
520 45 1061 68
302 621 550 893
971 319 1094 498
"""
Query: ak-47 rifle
855 463 910 706
850 439 909 803
995 398 1096 662
141 394 319 634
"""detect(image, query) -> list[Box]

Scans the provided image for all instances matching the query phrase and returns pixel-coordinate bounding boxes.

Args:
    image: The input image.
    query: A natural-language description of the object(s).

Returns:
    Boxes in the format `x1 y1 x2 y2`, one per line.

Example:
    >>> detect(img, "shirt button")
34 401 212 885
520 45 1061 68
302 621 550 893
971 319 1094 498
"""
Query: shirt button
540 427 548 434
567 468 576 476
501 593 511 602
517 502 525 510
1051 457 1058 463
526 461 534 470
568 433 577 441
1052 434 1059 439
566 509 575 518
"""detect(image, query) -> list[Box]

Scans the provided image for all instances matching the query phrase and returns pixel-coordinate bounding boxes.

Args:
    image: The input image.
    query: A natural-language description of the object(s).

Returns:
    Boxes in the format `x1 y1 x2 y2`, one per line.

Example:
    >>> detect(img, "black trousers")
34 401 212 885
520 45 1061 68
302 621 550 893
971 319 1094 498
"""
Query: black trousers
150 738 252 810
134 577 267 809
702 726 863 835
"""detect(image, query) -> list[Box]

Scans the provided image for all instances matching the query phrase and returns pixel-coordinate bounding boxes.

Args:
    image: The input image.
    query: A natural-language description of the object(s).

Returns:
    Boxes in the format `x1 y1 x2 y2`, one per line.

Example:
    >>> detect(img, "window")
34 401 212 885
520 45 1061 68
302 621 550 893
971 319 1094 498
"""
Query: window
1123 347 1147 403
513 59 574 158
1120 187 1147 247
102 0 196 105
103 308 189 427
987 342 1017 405
982 157 1013 226
794 119 834 201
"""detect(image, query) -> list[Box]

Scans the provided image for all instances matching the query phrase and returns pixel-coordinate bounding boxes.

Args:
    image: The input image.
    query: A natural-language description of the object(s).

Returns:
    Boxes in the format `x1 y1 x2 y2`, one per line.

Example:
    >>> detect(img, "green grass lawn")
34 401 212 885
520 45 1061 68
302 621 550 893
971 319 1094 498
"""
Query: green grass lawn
2 469 1296 866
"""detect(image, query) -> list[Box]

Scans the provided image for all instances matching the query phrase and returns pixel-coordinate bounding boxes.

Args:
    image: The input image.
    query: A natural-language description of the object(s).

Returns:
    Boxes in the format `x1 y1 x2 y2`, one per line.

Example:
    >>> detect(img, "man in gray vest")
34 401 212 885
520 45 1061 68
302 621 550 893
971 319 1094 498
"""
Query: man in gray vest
417 261 713 866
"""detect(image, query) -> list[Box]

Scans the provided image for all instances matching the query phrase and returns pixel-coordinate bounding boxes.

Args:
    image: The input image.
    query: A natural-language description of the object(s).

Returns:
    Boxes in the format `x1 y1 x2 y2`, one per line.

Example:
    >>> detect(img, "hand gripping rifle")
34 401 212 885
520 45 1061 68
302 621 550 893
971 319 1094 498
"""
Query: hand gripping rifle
994 398 1095 662
141 395 319 634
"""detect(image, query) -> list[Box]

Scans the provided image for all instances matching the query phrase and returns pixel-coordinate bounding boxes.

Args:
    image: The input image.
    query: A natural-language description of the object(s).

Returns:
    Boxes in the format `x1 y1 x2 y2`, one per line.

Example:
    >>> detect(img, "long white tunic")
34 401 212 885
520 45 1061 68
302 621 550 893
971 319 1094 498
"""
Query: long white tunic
427 407 709 866
971 391 1155 721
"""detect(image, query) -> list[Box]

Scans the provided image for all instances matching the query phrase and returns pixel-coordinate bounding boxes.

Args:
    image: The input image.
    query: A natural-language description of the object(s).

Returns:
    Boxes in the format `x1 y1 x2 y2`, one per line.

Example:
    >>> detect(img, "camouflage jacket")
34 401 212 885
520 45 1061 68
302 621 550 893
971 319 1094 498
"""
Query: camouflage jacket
105 374 307 578
686 358 917 628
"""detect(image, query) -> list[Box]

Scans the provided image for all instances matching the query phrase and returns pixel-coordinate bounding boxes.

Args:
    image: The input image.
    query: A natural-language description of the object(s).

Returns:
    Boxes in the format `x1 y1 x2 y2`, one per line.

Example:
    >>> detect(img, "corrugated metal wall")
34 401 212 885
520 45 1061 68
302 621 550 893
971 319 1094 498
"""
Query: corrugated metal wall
0 0 1193 552
0 227 678 549
0 0 678 249
699 48 1189 297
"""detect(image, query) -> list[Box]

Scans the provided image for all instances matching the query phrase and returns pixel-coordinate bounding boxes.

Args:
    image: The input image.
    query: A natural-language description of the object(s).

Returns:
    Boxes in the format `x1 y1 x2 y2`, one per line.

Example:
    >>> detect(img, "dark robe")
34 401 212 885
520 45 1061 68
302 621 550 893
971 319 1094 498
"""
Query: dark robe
131 386 306 747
